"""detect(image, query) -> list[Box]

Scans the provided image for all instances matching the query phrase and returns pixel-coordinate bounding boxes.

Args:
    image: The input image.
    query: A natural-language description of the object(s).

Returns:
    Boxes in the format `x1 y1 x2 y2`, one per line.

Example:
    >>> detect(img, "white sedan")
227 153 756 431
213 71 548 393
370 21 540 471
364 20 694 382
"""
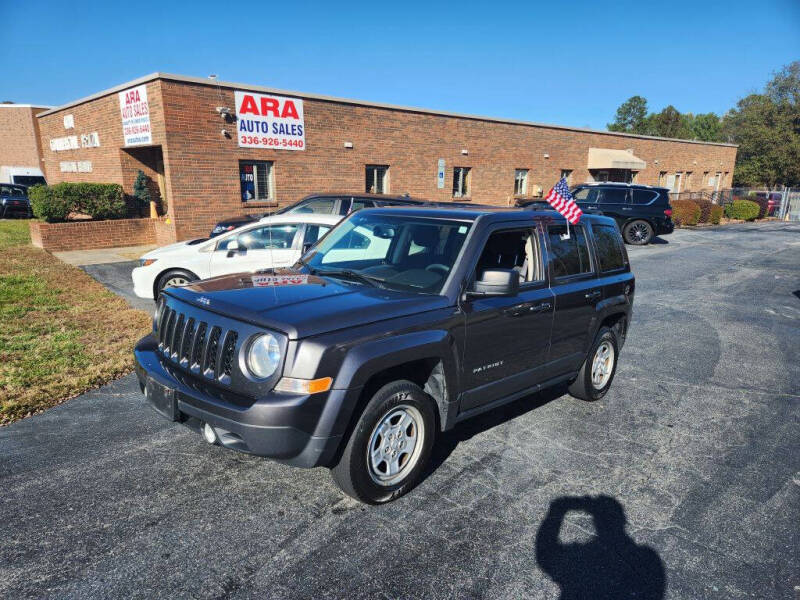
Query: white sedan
132 213 341 299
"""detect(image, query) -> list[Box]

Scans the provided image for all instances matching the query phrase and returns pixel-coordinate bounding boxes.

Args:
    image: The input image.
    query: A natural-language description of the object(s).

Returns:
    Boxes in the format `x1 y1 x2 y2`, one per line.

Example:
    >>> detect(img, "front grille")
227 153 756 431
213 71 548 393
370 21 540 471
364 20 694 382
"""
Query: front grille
205 327 222 377
193 322 207 369
221 331 238 377
155 307 240 385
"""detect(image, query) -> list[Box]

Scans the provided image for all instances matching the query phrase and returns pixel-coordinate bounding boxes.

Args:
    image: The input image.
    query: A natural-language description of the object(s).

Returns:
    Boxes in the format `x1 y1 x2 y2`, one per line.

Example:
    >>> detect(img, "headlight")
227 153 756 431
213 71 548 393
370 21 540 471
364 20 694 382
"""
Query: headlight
140 258 158 267
246 333 281 379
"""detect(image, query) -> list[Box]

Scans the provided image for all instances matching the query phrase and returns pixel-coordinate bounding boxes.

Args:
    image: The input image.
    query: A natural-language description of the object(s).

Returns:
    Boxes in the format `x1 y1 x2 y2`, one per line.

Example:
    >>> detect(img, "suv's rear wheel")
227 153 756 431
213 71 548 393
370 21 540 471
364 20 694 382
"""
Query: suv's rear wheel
568 327 619 401
623 220 654 245
331 380 436 504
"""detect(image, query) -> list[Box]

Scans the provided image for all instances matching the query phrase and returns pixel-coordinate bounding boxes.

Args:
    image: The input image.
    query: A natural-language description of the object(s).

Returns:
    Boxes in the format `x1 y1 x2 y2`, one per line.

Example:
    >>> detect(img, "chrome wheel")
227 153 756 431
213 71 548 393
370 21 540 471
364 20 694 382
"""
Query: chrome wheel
629 222 651 243
591 341 615 389
163 275 189 289
367 405 424 486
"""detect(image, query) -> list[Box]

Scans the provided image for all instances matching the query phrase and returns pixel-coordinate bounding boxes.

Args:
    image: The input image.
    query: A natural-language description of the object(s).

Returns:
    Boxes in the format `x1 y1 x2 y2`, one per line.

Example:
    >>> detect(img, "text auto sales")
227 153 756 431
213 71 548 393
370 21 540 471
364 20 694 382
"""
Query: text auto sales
235 91 306 150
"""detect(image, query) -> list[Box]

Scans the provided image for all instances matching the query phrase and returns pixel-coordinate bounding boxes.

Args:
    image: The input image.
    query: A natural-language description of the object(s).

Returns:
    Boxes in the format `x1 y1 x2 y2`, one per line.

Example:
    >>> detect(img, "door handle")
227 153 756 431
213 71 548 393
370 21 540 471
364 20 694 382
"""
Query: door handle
504 305 529 317
529 302 552 313
585 290 601 301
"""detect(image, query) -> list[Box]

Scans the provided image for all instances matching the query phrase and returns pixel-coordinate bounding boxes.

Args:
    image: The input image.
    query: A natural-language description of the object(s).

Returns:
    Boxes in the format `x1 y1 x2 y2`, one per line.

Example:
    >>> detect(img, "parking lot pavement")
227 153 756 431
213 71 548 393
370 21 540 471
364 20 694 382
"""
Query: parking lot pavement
80 260 154 313
2 223 799 599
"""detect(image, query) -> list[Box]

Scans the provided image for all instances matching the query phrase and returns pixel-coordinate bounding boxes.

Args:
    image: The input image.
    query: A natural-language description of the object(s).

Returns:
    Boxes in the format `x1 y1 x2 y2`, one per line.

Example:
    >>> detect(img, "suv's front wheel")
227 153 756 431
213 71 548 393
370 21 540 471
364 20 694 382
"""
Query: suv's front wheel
568 326 619 401
331 380 436 504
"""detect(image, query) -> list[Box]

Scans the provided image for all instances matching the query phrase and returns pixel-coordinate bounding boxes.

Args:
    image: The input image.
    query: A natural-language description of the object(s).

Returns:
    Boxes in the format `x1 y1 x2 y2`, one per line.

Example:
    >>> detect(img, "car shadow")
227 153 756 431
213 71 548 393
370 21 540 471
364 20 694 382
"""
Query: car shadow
535 495 666 599
649 236 669 245
425 384 567 476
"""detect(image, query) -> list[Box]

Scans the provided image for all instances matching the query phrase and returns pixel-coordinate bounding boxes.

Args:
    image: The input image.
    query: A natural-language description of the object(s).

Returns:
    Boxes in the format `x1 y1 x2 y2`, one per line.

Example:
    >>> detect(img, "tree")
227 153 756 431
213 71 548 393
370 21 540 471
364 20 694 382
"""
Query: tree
690 113 723 142
645 105 693 139
608 96 648 133
765 61 800 107
724 62 800 187
724 93 800 187
132 169 153 216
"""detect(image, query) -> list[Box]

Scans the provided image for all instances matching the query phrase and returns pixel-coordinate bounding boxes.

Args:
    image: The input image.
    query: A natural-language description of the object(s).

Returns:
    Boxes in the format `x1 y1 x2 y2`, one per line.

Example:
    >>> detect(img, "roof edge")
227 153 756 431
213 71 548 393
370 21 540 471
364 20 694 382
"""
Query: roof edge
0 104 54 109
36 72 738 148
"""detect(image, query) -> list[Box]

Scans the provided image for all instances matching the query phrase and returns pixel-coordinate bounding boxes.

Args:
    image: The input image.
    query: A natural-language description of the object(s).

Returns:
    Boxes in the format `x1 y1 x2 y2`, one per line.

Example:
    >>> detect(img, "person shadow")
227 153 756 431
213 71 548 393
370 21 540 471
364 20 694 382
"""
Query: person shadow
535 495 666 600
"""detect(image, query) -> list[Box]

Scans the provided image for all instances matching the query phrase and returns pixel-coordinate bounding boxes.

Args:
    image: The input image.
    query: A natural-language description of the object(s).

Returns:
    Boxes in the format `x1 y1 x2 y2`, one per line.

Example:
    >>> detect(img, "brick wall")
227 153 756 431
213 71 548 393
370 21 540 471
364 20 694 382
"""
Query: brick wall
37 74 738 244
0 105 49 168
29 218 158 251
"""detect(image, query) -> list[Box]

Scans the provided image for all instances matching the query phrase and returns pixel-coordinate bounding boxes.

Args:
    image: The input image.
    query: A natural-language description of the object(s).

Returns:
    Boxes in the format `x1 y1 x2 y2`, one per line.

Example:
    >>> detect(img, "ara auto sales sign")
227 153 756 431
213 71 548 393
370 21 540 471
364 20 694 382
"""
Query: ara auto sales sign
235 91 305 150
118 84 152 146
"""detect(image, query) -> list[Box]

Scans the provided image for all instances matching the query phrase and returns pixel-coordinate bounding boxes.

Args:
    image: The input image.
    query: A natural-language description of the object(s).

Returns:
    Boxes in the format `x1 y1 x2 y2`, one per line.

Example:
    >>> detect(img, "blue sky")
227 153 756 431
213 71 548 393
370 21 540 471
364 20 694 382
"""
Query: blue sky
2 0 798 130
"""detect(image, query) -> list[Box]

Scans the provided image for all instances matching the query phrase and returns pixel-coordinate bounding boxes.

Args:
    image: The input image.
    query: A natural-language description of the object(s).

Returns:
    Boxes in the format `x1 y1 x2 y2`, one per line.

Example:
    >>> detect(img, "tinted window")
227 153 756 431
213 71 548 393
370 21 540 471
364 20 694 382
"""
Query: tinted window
597 188 628 204
475 229 542 283
572 188 597 202
1 185 25 197
547 225 592 278
288 198 337 214
349 199 374 212
592 224 627 271
632 189 658 205
304 225 331 246
218 224 298 250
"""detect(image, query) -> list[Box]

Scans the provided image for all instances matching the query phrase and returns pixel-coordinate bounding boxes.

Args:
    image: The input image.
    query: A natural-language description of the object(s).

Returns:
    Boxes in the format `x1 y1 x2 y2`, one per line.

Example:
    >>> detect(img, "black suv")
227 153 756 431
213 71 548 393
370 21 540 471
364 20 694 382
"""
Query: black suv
135 206 634 503
571 183 673 245
209 193 426 237
0 184 33 218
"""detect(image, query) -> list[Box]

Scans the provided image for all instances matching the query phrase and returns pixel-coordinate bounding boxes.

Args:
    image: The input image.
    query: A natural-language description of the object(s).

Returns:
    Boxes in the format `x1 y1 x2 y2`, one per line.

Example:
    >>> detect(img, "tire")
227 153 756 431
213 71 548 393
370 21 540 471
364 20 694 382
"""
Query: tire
331 380 436 504
568 326 619 401
155 269 198 296
623 220 654 245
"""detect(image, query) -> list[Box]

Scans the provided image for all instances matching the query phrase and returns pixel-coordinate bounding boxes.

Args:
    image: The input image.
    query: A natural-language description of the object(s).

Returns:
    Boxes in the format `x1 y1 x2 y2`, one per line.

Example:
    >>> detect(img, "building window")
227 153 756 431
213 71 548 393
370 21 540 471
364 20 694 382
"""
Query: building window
453 167 471 198
703 171 709 186
685 171 692 189
365 165 389 194
560 169 572 185
514 169 528 195
658 171 667 186
239 161 274 202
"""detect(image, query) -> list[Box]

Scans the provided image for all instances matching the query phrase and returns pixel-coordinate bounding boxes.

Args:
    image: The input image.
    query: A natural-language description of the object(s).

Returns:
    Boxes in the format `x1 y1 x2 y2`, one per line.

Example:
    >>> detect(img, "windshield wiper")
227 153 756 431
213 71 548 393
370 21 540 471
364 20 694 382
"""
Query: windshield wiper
315 268 385 288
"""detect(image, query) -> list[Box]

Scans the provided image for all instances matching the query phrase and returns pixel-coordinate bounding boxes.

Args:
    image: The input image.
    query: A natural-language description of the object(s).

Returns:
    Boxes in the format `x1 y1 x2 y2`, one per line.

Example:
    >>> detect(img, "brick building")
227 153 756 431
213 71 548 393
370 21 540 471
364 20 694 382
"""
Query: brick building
0 103 51 184
36 73 737 243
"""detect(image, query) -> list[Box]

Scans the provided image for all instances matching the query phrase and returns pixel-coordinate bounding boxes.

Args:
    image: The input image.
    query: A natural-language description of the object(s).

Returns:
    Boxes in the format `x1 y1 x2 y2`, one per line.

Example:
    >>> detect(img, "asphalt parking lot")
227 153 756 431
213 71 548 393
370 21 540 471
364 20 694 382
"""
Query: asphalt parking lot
2 223 799 599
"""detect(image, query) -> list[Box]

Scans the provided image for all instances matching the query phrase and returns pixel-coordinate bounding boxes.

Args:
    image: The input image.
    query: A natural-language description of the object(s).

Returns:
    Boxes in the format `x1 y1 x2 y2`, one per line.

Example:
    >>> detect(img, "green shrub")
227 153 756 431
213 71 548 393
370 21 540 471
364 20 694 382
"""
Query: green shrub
30 185 70 222
724 199 760 221
710 205 723 225
745 195 769 219
80 184 126 220
694 198 714 223
27 183 126 222
672 199 701 226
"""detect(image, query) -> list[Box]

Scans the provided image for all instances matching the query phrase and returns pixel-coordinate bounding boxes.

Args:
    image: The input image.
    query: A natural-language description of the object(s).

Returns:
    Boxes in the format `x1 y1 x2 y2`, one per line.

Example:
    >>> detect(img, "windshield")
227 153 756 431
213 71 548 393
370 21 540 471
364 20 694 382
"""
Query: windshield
300 212 471 294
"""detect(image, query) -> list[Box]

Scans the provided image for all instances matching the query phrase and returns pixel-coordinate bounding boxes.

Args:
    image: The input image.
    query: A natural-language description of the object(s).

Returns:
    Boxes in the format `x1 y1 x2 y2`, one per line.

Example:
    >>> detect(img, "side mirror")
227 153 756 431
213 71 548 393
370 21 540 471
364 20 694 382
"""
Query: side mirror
467 269 519 298
226 239 241 257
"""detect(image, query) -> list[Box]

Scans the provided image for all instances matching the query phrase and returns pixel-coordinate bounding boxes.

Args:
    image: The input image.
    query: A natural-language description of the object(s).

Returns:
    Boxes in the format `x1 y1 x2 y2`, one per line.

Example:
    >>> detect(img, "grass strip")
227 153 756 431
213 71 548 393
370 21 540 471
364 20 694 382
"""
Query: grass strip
0 220 151 425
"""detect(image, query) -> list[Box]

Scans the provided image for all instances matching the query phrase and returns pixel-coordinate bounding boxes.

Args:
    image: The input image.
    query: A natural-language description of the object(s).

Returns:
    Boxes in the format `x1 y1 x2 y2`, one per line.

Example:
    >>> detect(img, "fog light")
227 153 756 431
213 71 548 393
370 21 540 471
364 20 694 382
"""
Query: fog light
202 422 218 445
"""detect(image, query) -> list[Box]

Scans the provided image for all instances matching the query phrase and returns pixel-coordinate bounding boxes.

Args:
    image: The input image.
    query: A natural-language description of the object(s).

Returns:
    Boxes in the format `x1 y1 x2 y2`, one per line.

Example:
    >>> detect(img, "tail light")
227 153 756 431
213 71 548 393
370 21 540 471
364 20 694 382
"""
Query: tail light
664 208 673 217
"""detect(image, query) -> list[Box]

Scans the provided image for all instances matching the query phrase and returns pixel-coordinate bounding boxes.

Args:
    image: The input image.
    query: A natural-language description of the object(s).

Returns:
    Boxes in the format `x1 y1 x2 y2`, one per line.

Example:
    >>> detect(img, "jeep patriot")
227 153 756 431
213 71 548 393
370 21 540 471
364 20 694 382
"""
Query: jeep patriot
134 206 634 503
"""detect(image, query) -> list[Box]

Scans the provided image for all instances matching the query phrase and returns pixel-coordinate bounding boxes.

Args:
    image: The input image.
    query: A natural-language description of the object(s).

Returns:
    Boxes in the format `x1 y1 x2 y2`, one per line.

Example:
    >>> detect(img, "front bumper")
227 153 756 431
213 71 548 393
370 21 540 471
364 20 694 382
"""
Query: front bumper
131 266 156 299
134 335 350 468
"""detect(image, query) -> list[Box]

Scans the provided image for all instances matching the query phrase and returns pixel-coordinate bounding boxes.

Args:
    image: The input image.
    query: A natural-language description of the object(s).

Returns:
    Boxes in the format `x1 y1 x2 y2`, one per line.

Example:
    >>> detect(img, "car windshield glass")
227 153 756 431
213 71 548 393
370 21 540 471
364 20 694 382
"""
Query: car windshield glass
301 213 471 294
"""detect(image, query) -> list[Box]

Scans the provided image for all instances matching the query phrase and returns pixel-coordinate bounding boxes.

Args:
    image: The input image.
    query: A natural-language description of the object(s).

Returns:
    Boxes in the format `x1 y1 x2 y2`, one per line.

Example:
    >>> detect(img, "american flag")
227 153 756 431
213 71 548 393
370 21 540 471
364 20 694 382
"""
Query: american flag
545 178 583 225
